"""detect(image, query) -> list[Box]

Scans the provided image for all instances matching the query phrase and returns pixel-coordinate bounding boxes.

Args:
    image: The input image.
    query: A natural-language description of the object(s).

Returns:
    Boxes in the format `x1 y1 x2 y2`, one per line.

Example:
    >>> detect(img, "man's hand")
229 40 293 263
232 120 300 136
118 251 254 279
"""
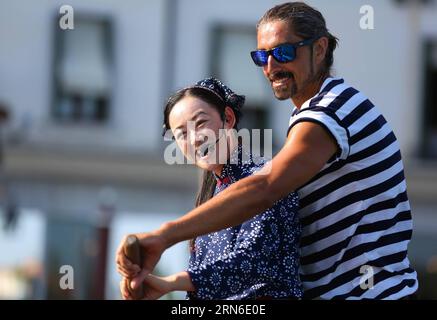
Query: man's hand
116 229 169 290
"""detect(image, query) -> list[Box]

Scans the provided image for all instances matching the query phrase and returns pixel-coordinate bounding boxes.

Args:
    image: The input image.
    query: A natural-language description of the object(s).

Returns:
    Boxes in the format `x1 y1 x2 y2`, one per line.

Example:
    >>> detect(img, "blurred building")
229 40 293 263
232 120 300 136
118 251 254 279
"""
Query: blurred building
0 0 436 299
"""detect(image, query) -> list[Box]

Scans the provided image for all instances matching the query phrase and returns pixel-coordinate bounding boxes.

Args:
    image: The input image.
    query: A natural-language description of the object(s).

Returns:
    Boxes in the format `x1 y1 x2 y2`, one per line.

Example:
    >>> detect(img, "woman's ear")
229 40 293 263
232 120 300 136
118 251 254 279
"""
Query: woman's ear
224 106 236 129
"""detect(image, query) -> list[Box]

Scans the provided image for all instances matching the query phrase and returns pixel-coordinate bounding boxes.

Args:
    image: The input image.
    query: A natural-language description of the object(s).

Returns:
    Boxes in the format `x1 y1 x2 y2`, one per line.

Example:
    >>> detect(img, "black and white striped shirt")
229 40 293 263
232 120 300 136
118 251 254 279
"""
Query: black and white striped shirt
288 77 418 299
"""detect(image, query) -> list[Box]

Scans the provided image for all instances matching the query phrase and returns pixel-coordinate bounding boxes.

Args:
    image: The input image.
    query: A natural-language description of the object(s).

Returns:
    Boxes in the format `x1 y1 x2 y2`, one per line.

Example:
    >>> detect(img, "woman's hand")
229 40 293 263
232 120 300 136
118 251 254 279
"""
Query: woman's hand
119 272 196 300
119 274 173 300
144 274 176 300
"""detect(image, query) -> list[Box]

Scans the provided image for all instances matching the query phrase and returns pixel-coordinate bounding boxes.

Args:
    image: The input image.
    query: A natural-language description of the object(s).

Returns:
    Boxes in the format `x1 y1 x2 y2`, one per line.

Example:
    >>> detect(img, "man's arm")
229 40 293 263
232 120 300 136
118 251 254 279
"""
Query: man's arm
160 121 337 247
117 121 337 284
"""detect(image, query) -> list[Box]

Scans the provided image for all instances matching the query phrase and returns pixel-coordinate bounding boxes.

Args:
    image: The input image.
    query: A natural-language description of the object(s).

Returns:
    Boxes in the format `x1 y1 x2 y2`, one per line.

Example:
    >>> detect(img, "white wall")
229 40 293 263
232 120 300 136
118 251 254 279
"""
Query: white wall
1 0 436 156
174 0 437 157
311 0 421 158
0 0 165 151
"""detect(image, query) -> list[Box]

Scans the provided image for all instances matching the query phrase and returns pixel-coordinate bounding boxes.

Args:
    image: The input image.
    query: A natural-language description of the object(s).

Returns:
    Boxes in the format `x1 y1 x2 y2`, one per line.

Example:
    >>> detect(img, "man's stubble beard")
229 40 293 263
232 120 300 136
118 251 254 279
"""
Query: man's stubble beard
273 78 298 101
276 65 326 103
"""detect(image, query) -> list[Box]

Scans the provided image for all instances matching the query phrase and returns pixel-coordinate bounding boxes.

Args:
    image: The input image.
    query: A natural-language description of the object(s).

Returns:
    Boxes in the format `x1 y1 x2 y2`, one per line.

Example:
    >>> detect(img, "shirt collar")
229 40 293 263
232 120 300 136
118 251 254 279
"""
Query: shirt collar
214 143 253 186
298 76 343 111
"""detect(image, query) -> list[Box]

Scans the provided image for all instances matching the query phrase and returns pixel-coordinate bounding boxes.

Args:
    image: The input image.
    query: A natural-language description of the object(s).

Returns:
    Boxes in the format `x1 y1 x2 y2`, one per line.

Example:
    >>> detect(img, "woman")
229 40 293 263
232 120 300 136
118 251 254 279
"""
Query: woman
119 78 302 300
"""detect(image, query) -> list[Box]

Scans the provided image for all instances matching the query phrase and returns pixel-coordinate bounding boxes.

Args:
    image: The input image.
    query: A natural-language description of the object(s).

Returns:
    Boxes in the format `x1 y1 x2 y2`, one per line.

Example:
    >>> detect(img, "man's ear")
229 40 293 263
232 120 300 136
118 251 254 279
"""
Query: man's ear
314 36 329 66
224 106 236 129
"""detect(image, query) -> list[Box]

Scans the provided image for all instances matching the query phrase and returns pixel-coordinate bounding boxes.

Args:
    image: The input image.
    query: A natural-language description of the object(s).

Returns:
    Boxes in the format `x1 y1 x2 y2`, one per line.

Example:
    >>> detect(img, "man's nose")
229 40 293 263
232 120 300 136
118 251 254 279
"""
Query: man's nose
264 54 280 75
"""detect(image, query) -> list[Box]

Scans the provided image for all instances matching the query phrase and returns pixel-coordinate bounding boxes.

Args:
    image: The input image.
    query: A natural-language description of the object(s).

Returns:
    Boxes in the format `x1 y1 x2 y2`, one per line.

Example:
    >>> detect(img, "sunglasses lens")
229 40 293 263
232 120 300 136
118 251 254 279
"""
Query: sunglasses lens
251 44 297 66
273 44 295 63
251 50 268 66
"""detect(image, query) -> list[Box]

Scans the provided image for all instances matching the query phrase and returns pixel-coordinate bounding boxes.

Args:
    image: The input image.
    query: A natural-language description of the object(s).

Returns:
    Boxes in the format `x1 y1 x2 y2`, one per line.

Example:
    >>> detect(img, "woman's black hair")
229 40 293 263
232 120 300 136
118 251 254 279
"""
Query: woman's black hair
162 82 244 251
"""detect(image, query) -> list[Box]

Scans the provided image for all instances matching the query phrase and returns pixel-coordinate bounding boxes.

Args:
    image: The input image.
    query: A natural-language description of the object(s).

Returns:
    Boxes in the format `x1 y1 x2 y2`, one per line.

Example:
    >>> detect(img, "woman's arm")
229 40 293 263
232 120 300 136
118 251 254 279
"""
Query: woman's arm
120 271 195 300
172 271 196 292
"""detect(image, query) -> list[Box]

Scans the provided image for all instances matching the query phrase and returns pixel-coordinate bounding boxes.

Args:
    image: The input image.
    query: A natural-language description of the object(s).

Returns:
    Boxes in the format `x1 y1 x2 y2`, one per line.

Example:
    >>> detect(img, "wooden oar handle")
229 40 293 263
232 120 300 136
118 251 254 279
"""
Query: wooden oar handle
123 235 145 300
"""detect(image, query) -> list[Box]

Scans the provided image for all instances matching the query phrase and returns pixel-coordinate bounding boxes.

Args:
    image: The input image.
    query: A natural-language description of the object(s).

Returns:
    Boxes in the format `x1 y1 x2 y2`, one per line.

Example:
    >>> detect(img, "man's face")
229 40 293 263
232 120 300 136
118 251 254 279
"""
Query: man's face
257 20 317 101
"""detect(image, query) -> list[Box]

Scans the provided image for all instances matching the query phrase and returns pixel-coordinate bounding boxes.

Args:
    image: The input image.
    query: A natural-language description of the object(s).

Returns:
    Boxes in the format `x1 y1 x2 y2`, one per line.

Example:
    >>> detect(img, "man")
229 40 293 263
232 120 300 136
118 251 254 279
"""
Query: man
117 2 418 299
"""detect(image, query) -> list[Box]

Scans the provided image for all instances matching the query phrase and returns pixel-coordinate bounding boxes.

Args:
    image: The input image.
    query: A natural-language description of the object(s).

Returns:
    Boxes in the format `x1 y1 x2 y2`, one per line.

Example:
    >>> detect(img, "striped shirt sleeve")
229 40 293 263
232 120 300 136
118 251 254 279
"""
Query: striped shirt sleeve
288 108 350 160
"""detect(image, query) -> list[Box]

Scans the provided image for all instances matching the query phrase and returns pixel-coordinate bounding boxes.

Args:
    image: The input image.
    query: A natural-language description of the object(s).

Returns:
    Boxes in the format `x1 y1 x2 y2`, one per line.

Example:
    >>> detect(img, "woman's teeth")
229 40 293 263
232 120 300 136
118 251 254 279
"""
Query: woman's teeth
202 147 209 157
197 145 210 158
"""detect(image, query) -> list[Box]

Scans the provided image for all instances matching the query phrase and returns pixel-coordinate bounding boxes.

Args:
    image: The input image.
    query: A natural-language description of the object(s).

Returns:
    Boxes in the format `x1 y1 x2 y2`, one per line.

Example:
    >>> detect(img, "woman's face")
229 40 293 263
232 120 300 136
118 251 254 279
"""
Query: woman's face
169 96 234 174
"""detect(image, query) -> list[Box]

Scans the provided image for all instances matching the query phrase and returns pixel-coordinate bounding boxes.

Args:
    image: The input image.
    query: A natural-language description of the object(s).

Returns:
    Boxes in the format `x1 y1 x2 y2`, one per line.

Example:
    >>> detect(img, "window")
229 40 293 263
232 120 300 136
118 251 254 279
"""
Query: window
52 16 113 123
421 39 437 158
209 25 272 154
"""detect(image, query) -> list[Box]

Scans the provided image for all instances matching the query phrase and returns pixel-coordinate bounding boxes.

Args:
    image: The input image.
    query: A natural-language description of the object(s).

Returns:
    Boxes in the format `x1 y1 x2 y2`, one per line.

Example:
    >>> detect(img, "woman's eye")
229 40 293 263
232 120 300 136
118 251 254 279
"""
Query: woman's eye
176 131 186 140
196 120 206 128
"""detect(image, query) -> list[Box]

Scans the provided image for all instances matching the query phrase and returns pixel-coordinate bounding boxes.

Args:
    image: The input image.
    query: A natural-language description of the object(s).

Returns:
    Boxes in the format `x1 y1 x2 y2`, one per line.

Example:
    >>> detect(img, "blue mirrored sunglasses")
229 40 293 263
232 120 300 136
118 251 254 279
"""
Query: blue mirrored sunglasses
250 37 319 67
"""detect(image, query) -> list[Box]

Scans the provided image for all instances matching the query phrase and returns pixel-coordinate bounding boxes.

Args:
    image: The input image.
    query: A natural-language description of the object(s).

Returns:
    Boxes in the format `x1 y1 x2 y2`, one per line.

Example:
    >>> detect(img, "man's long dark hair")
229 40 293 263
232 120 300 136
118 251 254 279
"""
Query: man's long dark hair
163 87 242 251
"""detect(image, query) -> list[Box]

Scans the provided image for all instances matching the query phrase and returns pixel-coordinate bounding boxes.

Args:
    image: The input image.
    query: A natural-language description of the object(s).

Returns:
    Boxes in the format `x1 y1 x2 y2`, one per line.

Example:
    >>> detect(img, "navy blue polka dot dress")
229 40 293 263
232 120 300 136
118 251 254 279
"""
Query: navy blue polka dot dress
186 145 303 300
